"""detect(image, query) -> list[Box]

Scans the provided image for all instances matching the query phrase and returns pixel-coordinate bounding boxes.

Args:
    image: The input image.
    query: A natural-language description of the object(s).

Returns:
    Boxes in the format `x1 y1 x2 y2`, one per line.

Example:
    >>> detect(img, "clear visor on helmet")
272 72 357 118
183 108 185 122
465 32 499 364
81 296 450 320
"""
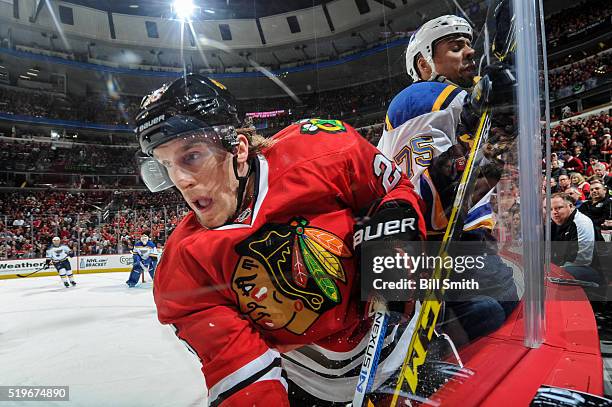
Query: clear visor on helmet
138 126 235 193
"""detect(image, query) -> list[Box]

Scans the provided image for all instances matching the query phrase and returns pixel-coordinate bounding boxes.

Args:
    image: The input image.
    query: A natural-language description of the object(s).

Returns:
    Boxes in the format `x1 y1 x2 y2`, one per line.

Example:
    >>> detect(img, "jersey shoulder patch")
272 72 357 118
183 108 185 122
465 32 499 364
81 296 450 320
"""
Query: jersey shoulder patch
297 118 348 135
386 81 463 131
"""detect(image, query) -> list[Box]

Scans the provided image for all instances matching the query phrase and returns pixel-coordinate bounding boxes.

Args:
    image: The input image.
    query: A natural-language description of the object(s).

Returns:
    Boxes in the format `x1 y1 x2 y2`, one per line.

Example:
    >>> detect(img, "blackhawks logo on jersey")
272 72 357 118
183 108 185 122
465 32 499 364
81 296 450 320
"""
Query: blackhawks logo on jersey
299 119 346 135
231 217 351 335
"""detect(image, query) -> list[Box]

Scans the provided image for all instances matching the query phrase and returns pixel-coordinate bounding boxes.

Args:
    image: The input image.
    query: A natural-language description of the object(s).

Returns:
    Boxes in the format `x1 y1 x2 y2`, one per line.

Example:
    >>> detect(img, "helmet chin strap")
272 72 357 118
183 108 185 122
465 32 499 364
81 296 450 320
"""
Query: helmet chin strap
431 73 472 90
425 53 470 89
425 59 447 84
424 55 438 81
231 155 253 222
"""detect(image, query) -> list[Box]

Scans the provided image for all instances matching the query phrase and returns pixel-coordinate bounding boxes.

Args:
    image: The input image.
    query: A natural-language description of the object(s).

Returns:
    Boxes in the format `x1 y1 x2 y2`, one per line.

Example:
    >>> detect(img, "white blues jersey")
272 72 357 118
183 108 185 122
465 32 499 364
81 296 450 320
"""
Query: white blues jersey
46 244 72 262
378 80 494 234
133 241 157 259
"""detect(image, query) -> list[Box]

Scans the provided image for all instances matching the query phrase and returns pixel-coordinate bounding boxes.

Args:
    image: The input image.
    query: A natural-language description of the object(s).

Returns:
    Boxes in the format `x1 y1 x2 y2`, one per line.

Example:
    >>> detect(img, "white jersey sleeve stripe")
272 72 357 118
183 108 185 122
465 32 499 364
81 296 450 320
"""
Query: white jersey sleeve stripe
208 348 284 405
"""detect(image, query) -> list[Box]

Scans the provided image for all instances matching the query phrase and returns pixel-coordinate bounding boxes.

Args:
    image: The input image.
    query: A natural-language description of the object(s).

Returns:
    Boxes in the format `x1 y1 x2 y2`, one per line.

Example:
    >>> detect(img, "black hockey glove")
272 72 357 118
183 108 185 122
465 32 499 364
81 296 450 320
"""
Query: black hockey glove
482 62 516 108
460 62 516 134
459 75 492 134
353 200 424 316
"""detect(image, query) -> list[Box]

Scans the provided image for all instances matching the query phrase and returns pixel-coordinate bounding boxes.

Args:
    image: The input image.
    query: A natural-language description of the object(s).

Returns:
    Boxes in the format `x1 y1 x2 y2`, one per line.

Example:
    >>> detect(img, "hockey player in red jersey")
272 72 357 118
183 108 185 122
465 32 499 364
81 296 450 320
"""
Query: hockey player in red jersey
135 74 426 406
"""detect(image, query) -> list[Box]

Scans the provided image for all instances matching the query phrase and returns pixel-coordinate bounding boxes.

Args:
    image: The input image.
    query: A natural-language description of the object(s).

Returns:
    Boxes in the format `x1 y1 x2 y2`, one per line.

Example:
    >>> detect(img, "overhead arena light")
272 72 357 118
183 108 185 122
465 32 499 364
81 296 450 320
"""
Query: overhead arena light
173 0 196 21
19 75 30 80
129 4 139 8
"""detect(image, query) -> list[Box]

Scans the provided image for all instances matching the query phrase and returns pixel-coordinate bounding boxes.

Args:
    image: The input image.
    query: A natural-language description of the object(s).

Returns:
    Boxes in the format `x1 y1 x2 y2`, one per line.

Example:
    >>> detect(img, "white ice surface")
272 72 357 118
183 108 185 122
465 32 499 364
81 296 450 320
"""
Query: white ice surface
0 273 206 407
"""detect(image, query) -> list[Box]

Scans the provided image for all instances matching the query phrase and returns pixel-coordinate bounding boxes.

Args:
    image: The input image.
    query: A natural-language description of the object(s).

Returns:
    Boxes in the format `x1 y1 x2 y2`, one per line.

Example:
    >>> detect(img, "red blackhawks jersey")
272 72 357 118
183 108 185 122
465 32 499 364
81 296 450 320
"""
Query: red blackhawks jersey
154 119 425 406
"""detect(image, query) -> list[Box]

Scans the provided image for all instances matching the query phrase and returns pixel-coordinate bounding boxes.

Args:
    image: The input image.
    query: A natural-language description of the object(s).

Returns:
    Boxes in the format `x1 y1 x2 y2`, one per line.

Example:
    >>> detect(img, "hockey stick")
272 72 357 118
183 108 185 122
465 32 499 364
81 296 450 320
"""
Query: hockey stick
353 297 390 407
140 261 147 283
388 109 492 406
17 263 50 278
141 261 154 283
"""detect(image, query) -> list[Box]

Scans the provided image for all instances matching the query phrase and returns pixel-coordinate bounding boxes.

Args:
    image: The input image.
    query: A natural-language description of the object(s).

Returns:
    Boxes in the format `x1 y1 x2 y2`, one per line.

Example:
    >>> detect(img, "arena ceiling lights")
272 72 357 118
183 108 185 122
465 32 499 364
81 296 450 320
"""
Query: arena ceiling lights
172 0 197 22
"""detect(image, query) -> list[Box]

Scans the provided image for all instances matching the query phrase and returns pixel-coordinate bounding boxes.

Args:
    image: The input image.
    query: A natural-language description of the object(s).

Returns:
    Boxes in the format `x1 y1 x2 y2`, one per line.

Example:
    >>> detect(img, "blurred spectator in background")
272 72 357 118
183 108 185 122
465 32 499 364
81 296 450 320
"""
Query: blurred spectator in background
573 143 588 164
592 163 612 191
602 131 612 159
549 176 559 193
567 187 585 208
511 211 522 242
586 156 607 178
558 174 572 193
550 153 566 180
579 181 612 231
563 151 584 173
570 172 590 199
550 192 603 285
562 105 572 118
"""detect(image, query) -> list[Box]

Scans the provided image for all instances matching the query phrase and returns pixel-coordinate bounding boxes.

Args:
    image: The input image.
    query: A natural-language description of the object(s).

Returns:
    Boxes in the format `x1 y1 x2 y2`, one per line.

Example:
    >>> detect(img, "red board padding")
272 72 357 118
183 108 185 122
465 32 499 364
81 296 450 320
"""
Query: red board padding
428 259 603 406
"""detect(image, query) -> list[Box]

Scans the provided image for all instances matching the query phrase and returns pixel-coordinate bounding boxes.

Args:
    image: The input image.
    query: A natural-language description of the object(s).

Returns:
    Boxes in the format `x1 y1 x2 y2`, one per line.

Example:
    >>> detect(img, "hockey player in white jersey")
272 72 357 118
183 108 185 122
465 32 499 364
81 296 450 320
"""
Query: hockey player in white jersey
378 15 518 342
45 236 76 288
126 234 157 287
379 15 481 228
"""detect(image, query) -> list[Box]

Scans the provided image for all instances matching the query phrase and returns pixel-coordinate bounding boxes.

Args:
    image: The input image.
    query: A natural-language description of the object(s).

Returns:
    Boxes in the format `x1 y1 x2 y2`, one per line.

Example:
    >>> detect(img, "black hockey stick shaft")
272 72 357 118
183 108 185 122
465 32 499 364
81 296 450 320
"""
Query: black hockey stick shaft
17 263 50 278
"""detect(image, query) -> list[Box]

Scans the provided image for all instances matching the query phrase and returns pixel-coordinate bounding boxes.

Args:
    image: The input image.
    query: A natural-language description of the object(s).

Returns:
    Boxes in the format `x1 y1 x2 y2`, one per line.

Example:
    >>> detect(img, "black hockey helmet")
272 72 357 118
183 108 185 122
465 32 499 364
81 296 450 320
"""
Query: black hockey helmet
135 74 242 156
135 74 253 199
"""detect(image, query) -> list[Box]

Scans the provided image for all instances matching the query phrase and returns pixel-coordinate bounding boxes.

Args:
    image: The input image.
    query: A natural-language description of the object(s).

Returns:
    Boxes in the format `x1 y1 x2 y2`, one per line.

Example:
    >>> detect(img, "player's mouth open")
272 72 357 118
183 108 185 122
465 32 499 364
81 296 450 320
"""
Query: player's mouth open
463 62 476 73
193 198 212 211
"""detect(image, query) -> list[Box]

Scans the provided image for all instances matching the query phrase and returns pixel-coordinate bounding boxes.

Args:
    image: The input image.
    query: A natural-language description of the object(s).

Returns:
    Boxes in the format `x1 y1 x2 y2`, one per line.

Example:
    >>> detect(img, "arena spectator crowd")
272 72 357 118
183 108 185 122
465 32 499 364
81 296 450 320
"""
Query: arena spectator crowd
548 51 611 94
0 190 186 260
0 44 607 134
0 73 405 136
0 139 137 175
545 0 612 44
0 86 140 125
550 113 612 163
543 112 612 237
240 75 408 133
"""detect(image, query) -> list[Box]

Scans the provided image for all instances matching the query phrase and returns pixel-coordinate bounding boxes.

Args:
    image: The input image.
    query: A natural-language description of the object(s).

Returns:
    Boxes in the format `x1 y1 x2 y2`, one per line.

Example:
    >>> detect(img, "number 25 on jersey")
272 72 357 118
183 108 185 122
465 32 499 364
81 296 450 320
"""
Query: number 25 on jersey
393 136 434 178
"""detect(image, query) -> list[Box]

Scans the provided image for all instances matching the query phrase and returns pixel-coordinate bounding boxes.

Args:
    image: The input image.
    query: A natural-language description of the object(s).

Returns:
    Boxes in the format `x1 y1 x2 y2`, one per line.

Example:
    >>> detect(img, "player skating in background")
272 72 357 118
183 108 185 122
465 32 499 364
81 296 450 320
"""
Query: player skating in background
126 234 157 287
45 236 76 288
378 15 518 343
135 74 426 406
